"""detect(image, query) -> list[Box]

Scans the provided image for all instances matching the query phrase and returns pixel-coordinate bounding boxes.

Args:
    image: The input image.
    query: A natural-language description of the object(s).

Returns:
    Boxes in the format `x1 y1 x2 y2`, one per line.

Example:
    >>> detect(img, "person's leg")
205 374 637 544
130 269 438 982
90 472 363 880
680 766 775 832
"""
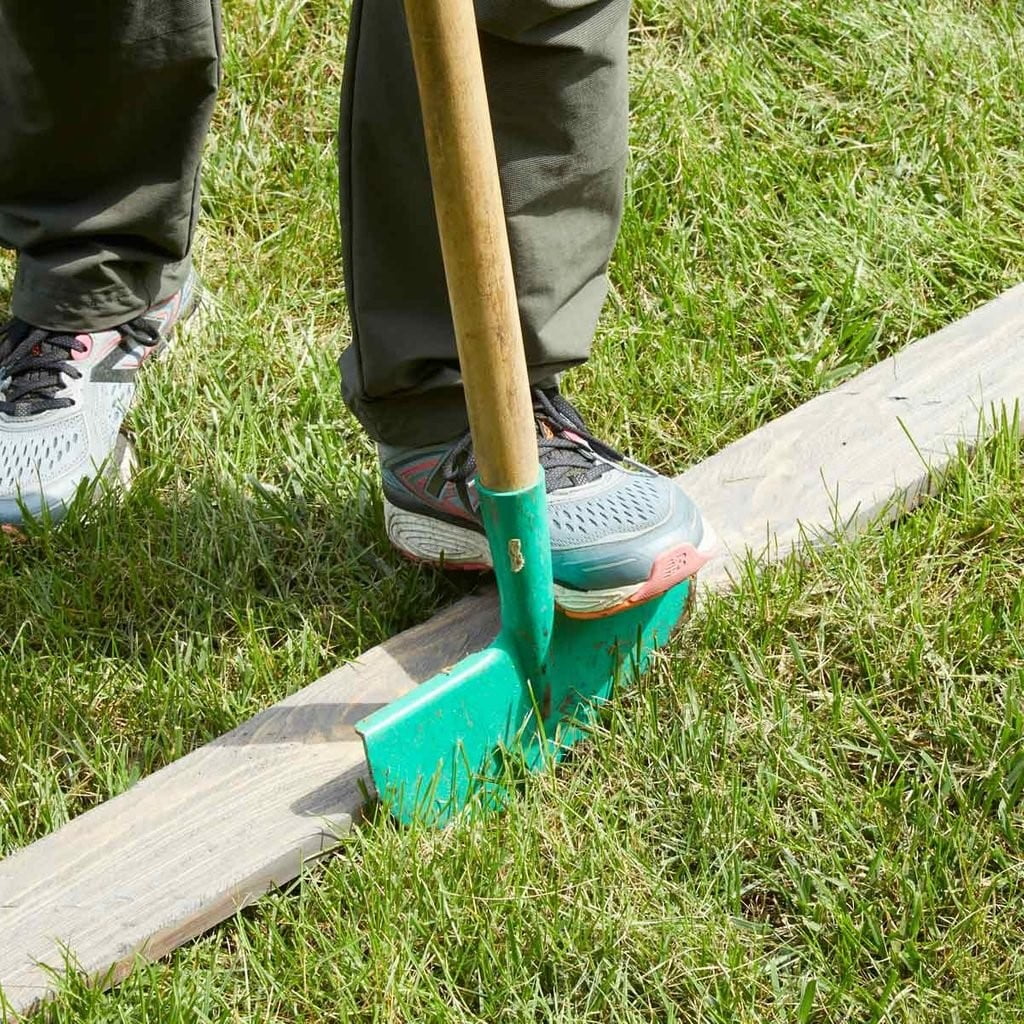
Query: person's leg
339 0 715 618
0 0 220 526
339 0 629 447
0 0 221 332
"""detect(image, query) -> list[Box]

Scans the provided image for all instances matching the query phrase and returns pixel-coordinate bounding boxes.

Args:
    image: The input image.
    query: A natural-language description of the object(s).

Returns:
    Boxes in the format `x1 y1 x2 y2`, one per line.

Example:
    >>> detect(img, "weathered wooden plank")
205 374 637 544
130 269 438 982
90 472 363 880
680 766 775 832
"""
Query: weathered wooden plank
0 595 501 1017
2 284 1023 1017
689 284 1024 584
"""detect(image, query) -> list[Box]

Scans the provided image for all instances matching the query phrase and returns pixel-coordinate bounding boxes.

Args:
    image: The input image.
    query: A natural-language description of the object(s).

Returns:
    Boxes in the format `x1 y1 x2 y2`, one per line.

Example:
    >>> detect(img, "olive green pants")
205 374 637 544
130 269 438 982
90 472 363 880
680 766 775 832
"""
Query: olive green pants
0 0 629 444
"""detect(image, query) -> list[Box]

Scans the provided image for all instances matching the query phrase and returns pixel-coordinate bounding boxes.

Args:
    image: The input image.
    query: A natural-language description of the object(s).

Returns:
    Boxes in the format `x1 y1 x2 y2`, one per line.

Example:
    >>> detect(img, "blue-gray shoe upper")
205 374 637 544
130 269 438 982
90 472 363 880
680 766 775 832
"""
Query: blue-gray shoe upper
381 387 711 596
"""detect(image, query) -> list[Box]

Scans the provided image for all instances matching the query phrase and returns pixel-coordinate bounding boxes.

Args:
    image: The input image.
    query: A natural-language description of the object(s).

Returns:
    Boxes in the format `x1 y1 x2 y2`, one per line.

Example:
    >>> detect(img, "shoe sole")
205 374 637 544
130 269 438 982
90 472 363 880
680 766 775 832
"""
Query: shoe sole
384 498 718 619
384 499 492 570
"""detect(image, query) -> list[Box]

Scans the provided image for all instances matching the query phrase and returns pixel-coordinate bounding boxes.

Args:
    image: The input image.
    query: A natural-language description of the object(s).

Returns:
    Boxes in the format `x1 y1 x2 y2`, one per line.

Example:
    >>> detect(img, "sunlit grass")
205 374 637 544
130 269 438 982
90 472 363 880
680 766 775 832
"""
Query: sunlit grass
2 0 1023 1020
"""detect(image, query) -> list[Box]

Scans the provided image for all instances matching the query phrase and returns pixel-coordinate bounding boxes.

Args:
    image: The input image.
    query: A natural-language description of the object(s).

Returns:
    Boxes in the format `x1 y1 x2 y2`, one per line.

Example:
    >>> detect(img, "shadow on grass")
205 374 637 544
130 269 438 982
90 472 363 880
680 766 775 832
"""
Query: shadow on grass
1 466 481 664
0 465 488 809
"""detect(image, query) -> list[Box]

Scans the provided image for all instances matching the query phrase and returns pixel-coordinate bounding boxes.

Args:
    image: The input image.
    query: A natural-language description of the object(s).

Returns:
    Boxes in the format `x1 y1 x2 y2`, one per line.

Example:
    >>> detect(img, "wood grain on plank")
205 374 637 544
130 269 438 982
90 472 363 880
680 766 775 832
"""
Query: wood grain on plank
2 284 1023 1017
689 284 1024 585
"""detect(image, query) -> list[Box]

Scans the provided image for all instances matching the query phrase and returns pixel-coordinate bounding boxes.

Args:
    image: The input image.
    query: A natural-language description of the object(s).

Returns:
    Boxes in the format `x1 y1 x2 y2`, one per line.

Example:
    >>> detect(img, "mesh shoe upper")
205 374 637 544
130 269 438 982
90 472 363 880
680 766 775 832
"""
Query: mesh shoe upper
0 273 197 524
548 471 666 545
0 413 89 497
381 387 712 595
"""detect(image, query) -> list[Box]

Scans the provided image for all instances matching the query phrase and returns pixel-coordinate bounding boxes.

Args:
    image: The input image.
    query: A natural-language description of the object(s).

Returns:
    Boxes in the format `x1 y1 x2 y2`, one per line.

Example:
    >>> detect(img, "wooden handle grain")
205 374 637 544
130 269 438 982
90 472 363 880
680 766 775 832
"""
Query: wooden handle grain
403 0 538 493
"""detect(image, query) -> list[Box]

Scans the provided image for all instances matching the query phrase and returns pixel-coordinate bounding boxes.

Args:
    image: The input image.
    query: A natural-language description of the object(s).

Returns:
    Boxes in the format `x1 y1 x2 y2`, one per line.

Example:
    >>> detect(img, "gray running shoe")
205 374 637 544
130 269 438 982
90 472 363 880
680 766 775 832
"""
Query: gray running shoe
0 272 201 526
380 387 717 618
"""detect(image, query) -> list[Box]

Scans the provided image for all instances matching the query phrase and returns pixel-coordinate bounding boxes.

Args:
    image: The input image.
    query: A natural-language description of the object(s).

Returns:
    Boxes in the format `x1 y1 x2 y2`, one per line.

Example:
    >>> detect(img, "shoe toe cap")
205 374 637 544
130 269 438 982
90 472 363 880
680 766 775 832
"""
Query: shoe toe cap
549 471 707 590
0 417 128 526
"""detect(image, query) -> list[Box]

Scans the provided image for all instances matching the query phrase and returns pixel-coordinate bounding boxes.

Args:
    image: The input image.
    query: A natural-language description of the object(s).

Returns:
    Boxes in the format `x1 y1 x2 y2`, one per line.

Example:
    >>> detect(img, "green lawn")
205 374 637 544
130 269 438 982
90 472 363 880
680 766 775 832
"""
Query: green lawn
3 0 1024 1020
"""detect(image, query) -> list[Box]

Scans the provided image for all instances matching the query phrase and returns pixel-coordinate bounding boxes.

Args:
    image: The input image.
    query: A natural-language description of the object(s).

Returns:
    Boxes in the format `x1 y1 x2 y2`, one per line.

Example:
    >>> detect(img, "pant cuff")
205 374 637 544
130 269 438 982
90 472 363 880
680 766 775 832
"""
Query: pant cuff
11 257 192 332
346 387 471 447
345 371 564 447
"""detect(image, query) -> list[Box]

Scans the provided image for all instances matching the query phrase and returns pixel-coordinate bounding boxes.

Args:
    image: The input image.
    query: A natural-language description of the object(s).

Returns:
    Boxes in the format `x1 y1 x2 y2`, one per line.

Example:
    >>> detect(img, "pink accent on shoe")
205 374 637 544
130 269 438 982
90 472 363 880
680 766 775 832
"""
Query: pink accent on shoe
132 340 162 369
145 291 181 333
434 486 478 523
630 542 712 602
562 540 712 621
71 334 93 361
397 458 437 485
394 459 478 524
88 334 124 365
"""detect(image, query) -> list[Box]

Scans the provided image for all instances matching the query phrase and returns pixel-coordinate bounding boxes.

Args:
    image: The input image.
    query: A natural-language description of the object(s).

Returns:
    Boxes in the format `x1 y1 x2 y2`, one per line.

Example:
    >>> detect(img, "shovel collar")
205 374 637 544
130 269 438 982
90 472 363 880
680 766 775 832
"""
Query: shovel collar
476 472 555 681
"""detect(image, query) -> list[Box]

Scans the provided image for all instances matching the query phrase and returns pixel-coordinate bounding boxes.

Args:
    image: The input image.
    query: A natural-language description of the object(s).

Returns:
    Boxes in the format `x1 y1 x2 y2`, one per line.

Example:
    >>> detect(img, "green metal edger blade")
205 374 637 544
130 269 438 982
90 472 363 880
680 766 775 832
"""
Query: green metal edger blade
356 583 691 825
355 476 693 826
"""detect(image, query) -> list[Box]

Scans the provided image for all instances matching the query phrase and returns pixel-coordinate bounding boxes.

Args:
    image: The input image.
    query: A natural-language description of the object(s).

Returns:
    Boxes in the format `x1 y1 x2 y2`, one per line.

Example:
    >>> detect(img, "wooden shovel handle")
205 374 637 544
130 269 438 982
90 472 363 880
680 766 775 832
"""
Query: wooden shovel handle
403 0 538 493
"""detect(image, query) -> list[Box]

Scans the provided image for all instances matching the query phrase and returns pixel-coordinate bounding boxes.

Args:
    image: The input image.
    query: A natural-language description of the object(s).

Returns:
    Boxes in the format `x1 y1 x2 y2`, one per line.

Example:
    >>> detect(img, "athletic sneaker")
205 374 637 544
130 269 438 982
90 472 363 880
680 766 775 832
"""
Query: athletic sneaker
0 272 200 526
380 387 717 618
